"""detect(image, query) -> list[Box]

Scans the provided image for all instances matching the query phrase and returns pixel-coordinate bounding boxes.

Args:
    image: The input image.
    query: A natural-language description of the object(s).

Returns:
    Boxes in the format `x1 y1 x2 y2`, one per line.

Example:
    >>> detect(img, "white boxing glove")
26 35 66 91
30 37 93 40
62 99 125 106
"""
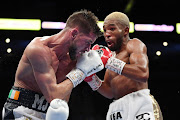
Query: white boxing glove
76 50 104 76
46 99 69 120
66 50 104 87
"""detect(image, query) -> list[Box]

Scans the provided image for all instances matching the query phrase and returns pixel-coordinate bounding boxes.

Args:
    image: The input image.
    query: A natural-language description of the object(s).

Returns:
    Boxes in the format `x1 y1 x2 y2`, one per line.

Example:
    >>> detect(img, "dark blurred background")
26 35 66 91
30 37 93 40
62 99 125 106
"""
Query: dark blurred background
0 0 180 119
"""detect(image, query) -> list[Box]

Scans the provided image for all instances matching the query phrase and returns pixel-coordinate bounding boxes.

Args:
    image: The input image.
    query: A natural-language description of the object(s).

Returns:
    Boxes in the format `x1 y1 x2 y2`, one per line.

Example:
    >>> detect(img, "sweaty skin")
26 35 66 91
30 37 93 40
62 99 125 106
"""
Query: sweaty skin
96 12 163 120
14 28 96 102
97 19 149 99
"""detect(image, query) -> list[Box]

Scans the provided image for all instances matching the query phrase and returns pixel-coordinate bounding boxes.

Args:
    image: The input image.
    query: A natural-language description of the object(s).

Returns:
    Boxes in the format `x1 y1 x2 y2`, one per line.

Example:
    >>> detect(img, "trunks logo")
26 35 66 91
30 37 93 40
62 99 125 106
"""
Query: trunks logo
32 94 49 111
136 112 152 120
110 111 122 120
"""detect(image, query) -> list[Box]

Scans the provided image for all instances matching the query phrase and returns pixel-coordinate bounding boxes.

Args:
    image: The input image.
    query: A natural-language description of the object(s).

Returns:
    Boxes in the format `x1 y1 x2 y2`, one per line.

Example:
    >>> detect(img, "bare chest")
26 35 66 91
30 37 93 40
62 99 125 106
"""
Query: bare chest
108 50 130 82
51 52 60 73
56 55 76 83
113 50 129 63
107 51 146 98
107 51 136 96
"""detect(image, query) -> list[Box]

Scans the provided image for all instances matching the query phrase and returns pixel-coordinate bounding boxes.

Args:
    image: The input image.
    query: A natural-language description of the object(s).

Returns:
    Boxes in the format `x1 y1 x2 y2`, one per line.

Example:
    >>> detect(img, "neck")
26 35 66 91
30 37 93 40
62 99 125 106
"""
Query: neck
116 36 130 54
47 28 72 58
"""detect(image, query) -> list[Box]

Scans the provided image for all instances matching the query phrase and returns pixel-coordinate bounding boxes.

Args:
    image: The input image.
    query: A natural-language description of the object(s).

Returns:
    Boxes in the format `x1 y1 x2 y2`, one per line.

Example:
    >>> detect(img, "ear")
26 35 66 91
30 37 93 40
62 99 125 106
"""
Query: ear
124 27 129 36
71 28 79 39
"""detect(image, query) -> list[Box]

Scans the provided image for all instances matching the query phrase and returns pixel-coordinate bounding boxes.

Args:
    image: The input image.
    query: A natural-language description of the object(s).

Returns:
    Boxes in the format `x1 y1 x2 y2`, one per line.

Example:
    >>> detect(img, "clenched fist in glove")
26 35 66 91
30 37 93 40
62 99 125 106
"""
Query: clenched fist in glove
84 44 112 91
46 99 69 120
66 50 104 87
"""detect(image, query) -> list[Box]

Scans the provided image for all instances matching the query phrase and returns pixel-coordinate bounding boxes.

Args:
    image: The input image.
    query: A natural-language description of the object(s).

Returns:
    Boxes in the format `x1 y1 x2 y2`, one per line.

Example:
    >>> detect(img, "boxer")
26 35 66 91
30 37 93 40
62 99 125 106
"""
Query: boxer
2 10 102 120
85 12 163 120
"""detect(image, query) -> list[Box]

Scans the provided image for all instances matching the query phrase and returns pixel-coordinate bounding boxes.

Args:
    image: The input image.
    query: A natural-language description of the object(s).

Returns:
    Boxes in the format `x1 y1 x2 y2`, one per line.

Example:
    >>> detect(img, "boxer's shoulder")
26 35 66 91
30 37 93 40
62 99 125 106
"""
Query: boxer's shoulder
127 38 147 54
127 38 143 48
25 39 51 60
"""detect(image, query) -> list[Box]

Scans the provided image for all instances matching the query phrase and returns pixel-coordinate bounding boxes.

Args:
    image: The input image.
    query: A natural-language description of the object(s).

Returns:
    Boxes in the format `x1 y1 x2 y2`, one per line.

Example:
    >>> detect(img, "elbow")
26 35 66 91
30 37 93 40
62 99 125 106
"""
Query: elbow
100 93 113 99
136 66 149 83
46 97 54 103
97 86 114 99
140 72 149 83
46 93 65 103
102 90 114 99
45 85 66 103
107 95 114 99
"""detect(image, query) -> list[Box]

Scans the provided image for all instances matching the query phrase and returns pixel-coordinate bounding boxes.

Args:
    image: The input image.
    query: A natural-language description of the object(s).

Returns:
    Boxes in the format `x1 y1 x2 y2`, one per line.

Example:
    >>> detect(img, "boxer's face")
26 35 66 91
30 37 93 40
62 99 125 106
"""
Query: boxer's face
69 32 96 60
103 20 124 51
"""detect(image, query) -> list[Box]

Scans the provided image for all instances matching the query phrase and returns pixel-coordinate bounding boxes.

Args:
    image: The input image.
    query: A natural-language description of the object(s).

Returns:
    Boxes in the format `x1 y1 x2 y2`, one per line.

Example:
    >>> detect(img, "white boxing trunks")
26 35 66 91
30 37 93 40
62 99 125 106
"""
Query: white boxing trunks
106 89 156 120
2 105 46 120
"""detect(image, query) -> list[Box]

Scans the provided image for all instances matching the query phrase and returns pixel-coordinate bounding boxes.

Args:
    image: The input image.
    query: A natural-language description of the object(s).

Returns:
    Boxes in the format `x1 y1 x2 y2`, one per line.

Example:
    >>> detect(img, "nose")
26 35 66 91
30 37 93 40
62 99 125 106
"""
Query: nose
104 31 111 39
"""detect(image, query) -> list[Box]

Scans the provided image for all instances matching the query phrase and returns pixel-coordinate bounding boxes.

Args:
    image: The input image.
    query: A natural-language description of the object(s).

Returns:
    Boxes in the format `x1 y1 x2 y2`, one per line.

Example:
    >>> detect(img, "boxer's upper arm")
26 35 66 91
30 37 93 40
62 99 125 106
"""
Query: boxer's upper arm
26 45 55 79
26 45 57 101
124 39 149 82
128 39 148 69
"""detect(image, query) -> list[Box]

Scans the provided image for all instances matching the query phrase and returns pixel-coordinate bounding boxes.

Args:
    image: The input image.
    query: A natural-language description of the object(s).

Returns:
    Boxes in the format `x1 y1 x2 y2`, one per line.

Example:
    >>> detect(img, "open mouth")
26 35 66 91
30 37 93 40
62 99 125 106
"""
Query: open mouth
106 40 113 47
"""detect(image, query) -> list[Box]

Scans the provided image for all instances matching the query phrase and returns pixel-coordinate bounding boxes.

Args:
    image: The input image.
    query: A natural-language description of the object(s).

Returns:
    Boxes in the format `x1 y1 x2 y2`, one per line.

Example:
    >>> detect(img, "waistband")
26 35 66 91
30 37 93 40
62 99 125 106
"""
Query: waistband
7 86 49 113
113 89 150 102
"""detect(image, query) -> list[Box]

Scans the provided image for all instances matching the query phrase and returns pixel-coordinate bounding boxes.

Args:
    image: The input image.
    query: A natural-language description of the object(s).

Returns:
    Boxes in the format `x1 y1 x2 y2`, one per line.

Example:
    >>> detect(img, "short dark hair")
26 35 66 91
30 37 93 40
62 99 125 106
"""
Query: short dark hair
66 9 102 37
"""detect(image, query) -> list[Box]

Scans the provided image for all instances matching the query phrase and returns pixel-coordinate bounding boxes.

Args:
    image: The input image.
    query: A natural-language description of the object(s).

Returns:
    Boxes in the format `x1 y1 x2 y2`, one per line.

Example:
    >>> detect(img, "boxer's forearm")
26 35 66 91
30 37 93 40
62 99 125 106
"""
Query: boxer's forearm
105 56 149 83
36 73 73 103
97 81 114 99
122 51 149 83
122 64 149 83
45 79 73 103
56 79 74 98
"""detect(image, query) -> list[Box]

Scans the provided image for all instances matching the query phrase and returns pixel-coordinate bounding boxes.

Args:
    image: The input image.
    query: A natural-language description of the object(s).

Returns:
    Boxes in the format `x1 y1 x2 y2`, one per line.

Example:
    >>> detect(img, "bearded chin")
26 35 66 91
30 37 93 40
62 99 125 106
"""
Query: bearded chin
109 43 121 51
69 44 77 61
109 46 117 51
108 39 122 51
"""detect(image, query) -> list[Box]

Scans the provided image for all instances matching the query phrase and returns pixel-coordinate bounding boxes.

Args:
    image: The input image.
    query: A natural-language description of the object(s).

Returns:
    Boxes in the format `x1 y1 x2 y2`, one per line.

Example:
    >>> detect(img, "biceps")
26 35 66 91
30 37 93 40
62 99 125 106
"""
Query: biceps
28 53 56 83
33 67 56 84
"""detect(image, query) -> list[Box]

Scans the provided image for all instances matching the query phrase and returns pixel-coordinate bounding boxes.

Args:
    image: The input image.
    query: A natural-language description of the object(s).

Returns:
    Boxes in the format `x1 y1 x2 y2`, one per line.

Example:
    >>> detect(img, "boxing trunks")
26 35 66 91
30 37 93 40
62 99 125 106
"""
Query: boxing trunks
2 86 49 120
106 89 163 120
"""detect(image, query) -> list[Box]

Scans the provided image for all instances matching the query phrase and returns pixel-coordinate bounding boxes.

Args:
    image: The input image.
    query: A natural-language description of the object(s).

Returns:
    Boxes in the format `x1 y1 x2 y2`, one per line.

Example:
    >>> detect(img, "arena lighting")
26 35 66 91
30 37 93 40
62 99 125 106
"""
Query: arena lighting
156 51 161 56
42 21 135 33
0 18 41 31
42 21 66 29
163 42 168 47
176 23 180 34
97 21 104 32
129 22 134 33
135 24 174 32
7 48 12 53
5 38 10 43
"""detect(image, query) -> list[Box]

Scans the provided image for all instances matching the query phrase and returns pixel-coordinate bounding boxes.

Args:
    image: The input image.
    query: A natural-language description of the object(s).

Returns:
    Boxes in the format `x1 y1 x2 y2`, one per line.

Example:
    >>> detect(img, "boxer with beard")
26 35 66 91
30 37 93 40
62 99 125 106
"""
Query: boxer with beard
2 10 102 120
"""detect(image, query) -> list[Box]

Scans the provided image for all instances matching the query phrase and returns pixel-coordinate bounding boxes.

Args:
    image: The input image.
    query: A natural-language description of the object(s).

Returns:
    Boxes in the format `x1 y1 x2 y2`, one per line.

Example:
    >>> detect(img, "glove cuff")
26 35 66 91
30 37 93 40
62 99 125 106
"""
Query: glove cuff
105 57 126 75
66 69 86 87
87 75 102 91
